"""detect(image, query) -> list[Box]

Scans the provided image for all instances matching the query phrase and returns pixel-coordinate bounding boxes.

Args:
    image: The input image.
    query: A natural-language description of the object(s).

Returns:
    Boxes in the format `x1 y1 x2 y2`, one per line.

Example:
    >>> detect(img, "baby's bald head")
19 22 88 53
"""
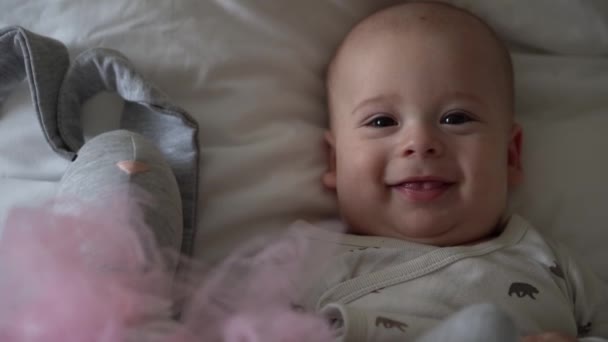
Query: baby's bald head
326 1 514 125
322 2 523 246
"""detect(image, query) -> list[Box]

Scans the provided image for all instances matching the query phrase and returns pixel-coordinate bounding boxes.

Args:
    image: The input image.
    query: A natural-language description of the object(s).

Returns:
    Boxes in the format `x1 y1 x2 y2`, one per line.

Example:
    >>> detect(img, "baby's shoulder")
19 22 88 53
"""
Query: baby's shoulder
506 214 574 259
502 214 596 292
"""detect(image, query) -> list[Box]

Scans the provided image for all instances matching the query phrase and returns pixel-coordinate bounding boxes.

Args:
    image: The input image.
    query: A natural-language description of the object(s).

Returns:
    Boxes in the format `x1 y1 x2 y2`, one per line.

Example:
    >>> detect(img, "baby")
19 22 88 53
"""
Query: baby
300 2 608 341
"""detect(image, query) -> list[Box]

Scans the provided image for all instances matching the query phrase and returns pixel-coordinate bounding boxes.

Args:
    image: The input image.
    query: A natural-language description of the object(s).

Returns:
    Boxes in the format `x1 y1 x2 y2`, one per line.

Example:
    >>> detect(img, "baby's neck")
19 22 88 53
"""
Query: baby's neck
459 220 507 247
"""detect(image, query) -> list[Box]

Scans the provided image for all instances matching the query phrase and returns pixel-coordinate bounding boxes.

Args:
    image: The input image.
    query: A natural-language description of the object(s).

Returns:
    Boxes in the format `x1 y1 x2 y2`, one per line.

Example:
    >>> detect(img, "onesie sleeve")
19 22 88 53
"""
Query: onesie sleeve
556 243 608 341
319 303 435 342
319 303 520 342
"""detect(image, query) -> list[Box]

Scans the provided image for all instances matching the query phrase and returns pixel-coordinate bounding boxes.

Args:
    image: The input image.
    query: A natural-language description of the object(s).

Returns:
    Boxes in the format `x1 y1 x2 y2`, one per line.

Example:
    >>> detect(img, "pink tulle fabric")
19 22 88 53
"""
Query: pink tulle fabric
0 197 334 342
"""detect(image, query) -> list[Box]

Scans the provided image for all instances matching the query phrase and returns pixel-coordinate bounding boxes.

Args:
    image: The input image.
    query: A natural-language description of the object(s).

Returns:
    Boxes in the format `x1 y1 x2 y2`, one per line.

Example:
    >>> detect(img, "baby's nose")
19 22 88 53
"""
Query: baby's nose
403 144 440 157
401 131 444 158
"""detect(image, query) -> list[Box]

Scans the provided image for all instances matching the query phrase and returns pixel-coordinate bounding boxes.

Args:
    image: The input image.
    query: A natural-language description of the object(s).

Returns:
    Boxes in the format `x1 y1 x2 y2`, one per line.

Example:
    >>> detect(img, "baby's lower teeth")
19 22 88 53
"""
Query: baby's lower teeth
403 182 444 190
423 182 442 190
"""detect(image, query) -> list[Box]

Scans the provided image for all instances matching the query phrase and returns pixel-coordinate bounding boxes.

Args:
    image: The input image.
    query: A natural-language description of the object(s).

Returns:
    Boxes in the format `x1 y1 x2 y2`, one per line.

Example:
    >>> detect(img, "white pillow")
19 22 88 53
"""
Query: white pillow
0 0 393 260
1 0 607 283
512 53 608 282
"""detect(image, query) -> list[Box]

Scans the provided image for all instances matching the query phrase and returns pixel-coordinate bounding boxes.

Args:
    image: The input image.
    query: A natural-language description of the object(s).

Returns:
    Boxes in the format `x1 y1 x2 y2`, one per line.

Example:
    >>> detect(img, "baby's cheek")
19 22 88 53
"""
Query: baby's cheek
462 149 509 204
338 143 382 171
335 145 386 202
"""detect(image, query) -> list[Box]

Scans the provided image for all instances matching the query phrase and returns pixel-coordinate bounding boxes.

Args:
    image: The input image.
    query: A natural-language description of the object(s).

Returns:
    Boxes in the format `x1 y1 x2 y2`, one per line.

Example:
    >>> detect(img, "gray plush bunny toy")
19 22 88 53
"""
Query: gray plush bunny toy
1 26 199 272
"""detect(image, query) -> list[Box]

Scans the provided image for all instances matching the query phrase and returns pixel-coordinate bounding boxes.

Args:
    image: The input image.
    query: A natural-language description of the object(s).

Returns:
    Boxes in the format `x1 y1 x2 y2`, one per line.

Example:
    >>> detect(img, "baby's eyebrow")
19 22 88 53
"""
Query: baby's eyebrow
352 94 401 115
443 91 485 106
351 91 486 116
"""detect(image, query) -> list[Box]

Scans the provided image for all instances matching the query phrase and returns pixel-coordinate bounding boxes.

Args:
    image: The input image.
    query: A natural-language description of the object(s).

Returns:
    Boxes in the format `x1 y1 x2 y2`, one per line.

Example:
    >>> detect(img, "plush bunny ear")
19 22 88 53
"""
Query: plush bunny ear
55 47 199 258
0 26 199 258
57 130 183 273
0 26 69 157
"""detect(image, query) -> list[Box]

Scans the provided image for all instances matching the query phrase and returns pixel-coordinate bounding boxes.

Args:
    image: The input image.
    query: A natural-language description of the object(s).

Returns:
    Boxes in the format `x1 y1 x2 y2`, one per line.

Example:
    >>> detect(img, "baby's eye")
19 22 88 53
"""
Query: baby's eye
440 111 475 125
366 115 398 128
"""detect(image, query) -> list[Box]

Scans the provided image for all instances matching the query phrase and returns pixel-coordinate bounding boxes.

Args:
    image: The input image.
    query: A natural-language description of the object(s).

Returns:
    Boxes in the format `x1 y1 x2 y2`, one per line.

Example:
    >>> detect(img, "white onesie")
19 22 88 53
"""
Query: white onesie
297 215 608 341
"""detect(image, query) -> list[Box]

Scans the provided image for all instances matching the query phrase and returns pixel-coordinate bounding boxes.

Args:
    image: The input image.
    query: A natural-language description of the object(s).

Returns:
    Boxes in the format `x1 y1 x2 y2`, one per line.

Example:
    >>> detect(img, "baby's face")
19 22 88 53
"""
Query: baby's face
324 9 522 246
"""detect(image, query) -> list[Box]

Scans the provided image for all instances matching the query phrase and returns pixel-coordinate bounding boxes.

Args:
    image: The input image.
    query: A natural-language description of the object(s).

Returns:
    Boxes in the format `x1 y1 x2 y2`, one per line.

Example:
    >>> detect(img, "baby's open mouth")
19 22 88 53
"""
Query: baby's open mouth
393 180 454 202
399 181 449 191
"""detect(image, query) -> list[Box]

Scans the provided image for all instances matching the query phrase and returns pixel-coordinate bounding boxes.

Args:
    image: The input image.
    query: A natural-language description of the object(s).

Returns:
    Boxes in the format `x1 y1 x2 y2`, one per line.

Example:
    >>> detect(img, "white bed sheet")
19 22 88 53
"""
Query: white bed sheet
0 0 607 284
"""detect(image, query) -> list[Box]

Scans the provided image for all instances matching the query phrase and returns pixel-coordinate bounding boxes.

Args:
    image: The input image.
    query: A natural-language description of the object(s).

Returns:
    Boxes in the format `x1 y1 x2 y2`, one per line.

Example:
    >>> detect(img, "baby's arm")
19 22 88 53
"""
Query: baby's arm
416 303 518 342
522 332 577 341
556 243 608 341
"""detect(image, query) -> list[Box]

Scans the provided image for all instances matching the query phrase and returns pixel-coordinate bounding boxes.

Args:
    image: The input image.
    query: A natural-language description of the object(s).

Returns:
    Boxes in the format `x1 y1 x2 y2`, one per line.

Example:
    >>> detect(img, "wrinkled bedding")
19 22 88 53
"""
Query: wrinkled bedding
0 0 607 287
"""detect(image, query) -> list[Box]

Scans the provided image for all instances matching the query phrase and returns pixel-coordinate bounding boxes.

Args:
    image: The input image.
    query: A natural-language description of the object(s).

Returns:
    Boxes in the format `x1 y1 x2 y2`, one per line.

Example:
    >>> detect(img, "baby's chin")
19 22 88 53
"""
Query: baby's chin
355 217 498 247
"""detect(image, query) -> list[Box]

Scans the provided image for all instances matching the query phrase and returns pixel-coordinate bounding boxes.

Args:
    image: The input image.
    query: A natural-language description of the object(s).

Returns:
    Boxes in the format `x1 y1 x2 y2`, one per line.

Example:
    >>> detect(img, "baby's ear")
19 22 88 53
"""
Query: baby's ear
322 131 337 190
507 123 523 186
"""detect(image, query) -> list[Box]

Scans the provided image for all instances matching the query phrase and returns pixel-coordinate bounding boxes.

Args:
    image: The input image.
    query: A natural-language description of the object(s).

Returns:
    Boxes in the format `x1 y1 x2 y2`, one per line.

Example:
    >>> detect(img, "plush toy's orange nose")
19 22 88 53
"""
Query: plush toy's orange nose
116 161 150 175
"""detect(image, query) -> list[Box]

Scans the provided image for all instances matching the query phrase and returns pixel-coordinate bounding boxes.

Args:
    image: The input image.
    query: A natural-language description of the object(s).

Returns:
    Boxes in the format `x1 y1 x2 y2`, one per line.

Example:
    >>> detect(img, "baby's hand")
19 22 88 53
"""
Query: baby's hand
522 332 577 342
